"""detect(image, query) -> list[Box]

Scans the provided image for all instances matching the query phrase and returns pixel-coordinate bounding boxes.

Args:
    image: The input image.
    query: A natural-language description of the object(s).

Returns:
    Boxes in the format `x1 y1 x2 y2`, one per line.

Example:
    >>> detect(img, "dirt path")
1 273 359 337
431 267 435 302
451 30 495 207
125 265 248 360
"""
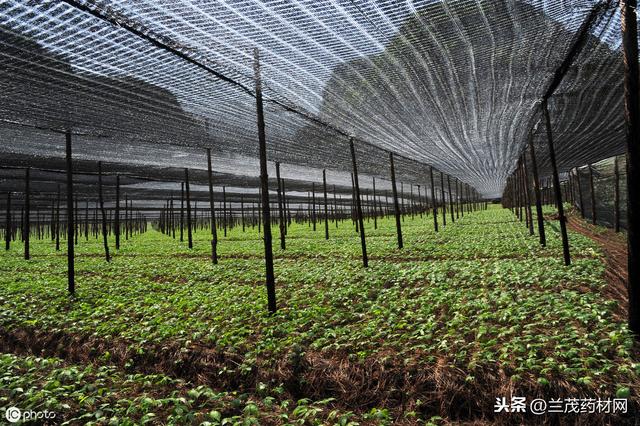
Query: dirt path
564 213 628 319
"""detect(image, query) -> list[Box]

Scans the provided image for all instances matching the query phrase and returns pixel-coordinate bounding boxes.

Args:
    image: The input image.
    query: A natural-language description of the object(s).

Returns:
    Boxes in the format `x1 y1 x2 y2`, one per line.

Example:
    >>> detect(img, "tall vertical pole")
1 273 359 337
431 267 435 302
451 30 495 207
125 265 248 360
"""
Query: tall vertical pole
180 183 184 242
66 132 75 294
222 186 227 237
528 134 546 246
241 194 245 232
350 138 368 267
372 177 378 229
115 175 120 250
74 198 78 245
522 153 534 236
575 168 585 218
542 100 570 265
254 48 277 313
389 152 403 249
455 179 460 219
588 164 597 225
350 173 356 231
312 183 317 231
400 182 405 219
440 171 446 227
24 168 30 260
430 167 438 232
447 175 454 223
333 185 338 228
275 162 286 249
4 192 10 250
184 168 193 249
97 161 110 262
614 156 620 233
124 195 128 240
207 148 218 264
170 197 175 239
322 169 329 240
55 185 61 251
459 179 464 218
621 0 640 334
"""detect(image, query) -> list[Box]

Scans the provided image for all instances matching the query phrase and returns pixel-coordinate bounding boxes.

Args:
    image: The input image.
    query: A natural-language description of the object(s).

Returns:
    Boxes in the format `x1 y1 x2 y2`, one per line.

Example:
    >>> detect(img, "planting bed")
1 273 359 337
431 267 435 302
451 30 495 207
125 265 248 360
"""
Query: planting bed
0 206 638 425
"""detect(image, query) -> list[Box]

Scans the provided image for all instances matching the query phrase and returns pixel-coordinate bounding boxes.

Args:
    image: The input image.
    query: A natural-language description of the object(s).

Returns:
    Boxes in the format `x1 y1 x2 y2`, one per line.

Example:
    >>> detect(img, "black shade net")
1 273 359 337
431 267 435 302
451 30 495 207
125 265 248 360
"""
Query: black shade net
0 0 628 208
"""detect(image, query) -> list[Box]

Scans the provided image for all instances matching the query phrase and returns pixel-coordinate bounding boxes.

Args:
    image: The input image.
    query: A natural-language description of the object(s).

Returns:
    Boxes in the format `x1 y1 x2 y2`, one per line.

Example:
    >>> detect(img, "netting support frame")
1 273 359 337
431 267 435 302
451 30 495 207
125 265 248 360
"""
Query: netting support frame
542 100 570 266
65 131 75 295
429 166 438 232
389 152 403 249
24 167 30 260
528 130 546 247
350 137 368 268
207 148 219 264
254 48 277 313
621 0 640 335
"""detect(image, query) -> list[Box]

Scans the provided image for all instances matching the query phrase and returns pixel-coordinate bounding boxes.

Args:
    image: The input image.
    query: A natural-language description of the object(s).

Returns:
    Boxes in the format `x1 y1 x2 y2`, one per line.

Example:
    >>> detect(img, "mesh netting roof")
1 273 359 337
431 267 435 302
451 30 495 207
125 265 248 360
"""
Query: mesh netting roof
0 0 626 200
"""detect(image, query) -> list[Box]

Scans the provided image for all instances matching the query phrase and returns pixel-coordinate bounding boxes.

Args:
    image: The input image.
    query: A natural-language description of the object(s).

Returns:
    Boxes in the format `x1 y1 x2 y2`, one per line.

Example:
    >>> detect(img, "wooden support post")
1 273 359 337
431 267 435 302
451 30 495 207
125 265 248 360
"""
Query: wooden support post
180 183 184 242
372 177 378 229
312 183 317 232
622 0 640 334
4 192 10 250
522 153 534 236
459 180 464 218
588 164 597 225
66 131 75 294
223 186 227 237
400 182 405 220
430 167 438 232
614 156 620 233
333 185 338 228
575 168 585 218
124 195 129 240
207 148 218 263
517 163 524 221
440 171 446 226
349 174 356 229
170 197 175 239
185 168 193 249
542 100 570 265
322 169 329 240
254 48 277 313
276 162 286 249
455 179 460 219
55 185 61 250
98 161 110 262
447 175 454 223
350 138 368 267
115 175 120 250
24 168 30 260
528 134 546 246
74 198 78 245
241 194 245 232
389 152 403 249
517 160 526 224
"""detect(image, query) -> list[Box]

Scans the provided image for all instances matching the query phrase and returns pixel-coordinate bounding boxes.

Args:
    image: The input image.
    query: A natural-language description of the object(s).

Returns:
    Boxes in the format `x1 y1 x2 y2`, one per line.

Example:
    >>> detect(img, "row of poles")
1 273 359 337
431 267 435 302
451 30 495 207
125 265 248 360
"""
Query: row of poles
503 1 640 336
2 185 146 253
157 178 463 232
567 157 624 233
0 49 483 315
153 165 481 247
503 99 626 268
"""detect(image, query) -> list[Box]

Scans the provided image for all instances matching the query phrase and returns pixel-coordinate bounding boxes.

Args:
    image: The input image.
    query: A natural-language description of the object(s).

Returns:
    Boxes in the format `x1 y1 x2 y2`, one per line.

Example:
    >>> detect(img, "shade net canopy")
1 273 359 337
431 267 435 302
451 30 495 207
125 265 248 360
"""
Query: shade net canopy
0 0 627 202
